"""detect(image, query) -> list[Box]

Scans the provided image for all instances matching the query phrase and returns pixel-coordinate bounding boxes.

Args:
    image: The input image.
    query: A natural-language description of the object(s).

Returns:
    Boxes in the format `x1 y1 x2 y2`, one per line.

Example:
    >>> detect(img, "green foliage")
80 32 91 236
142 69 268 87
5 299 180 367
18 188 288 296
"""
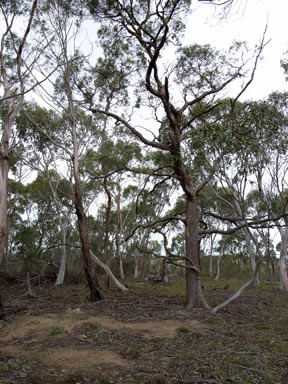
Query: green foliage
0 0 33 17
83 139 142 176
48 327 67 335
16 103 63 152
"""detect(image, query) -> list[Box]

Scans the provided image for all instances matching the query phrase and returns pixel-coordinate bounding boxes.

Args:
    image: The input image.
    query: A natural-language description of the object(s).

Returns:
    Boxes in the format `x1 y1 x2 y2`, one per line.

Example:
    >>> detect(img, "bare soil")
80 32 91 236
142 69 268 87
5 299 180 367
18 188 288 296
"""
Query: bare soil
0 280 288 383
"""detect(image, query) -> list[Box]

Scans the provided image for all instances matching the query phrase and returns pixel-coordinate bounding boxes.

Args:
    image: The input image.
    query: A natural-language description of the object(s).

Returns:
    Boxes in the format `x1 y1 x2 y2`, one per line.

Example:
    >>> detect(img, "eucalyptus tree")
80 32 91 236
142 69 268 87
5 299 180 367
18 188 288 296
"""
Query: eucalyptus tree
36 0 130 298
10 174 62 293
83 136 142 279
85 0 264 308
255 149 288 290
29 1 102 300
11 101 76 284
195 96 288 288
0 0 38 262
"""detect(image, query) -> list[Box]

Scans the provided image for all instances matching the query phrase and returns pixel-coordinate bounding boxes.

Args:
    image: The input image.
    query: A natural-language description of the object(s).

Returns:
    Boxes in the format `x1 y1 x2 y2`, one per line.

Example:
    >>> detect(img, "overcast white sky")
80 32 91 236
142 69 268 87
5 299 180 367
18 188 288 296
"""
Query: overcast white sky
186 0 288 100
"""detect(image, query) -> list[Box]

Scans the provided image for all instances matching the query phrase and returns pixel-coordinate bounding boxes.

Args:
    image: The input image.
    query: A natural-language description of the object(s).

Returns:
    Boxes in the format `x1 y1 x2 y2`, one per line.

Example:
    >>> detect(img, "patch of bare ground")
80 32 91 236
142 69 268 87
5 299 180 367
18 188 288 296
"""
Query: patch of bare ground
0 281 288 383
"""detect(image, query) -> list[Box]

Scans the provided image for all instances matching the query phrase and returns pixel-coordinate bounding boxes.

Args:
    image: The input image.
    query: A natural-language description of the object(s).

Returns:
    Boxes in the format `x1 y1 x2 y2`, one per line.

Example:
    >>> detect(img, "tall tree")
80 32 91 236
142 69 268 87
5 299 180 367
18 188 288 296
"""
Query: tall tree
0 0 38 262
86 0 264 308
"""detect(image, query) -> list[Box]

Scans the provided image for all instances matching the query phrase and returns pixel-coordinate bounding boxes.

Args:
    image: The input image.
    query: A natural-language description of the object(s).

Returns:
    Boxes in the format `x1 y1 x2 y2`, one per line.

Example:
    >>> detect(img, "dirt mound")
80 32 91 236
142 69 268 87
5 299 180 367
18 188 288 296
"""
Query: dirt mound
0 309 209 372
94 315 210 339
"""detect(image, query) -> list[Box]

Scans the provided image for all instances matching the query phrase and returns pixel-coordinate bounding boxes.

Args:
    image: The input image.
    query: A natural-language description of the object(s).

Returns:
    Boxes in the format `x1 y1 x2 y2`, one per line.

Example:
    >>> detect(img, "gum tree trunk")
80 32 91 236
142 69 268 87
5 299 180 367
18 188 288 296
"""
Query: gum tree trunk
185 194 209 309
116 174 124 279
133 247 140 279
0 138 8 262
55 217 67 286
0 0 38 263
62 25 101 301
277 223 288 291
103 176 112 286
74 185 101 301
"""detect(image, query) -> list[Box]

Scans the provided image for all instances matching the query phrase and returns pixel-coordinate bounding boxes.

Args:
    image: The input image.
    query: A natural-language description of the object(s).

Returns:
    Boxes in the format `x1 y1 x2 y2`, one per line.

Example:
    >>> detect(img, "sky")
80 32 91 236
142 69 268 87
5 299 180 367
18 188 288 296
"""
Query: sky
186 0 288 100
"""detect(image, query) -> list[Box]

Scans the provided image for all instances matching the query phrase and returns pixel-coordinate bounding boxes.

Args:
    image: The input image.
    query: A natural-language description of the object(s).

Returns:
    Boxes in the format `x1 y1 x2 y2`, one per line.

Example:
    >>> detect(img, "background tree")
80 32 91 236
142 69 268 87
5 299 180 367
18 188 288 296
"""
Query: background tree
0 0 38 262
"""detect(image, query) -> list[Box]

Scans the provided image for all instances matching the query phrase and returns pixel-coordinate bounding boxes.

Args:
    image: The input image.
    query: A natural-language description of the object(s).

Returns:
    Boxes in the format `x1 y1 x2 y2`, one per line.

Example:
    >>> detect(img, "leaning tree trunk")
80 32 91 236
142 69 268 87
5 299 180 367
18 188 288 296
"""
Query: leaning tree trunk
211 261 262 314
70 94 101 301
63 32 101 301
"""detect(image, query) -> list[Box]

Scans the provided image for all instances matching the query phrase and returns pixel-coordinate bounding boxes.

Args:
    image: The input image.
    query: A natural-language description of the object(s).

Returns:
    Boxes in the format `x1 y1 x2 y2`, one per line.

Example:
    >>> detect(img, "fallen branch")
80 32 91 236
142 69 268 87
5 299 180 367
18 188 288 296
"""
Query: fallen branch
90 251 129 293
211 261 261 314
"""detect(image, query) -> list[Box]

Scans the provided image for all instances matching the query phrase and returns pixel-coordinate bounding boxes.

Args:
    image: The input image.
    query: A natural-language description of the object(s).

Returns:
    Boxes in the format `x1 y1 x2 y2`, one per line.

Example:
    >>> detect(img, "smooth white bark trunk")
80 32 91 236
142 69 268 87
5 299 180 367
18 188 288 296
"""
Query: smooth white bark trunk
90 251 128 292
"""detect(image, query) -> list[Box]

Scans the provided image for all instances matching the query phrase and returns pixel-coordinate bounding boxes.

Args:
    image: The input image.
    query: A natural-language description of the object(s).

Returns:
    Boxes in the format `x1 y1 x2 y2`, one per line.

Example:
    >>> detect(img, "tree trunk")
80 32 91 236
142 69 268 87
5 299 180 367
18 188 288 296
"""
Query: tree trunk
116 175 124 279
161 254 170 285
211 261 262 314
134 247 140 279
103 176 112 286
0 0 37 263
185 195 209 309
278 225 288 291
243 227 260 286
74 190 101 301
48 178 68 286
215 239 226 281
0 294 5 319
55 218 67 286
209 235 215 278
0 146 8 263
62 29 101 301
90 251 128 292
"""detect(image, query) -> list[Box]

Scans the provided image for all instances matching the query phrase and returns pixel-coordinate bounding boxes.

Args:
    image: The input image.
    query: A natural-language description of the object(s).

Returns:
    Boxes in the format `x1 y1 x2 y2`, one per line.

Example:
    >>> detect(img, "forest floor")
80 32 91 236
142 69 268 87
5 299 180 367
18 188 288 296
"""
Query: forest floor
0 278 288 384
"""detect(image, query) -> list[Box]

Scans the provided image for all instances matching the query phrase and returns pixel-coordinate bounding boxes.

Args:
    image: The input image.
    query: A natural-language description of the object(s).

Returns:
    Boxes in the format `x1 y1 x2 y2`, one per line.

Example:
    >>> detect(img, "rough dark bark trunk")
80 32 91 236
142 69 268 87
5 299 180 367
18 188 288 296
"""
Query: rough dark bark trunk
173 137 208 309
185 194 209 309
0 294 5 319
74 189 101 301
0 147 8 263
